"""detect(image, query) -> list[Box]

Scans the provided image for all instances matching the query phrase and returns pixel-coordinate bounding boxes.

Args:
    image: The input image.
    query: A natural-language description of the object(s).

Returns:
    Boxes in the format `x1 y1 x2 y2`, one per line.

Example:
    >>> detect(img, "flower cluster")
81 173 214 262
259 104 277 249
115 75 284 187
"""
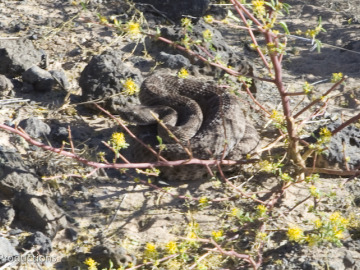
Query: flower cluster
110 132 129 150
178 68 189 78
122 78 139 95
84 258 98 270
287 212 349 246
144 242 158 260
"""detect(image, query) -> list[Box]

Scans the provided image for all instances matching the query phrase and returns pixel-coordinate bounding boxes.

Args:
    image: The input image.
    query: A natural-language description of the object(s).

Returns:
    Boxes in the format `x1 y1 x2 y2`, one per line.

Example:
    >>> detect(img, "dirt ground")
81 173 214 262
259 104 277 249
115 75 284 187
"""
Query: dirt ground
1 0 360 269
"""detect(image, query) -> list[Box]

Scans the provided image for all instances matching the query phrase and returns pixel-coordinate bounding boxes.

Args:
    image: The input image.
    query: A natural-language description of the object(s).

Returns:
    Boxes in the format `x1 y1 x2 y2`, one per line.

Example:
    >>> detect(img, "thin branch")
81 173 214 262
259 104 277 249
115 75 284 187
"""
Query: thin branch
293 77 346 119
331 112 360 135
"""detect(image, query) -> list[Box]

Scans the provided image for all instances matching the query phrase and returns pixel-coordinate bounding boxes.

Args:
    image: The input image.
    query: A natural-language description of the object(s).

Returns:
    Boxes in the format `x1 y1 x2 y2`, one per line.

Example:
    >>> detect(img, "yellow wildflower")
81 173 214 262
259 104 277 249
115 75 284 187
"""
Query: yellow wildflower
122 78 139 95
178 68 189 78
221 18 230 24
181 18 192 31
110 132 129 149
188 221 199 230
199 196 209 206
258 160 277 173
231 207 240 217
187 231 197 240
270 110 284 128
280 172 293 182
272 30 280 35
303 81 314 94
329 212 341 223
252 0 266 17
165 241 178 254
309 185 320 198
333 229 344 239
287 226 304 242
84 258 98 270
144 243 158 259
331 72 343 83
318 127 332 145
98 15 108 25
314 218 322 229
305 235 318 246
126 21 141 38
339 216 349 227
202 29 213 42
257 205 267 217
211 230 223 241
257 232 267 241
305 29 317 38
204 15 214 24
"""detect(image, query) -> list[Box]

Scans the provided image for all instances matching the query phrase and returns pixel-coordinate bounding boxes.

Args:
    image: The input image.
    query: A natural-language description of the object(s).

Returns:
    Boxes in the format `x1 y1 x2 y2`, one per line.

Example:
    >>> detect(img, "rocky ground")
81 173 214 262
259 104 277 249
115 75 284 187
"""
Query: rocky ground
0 0 360 269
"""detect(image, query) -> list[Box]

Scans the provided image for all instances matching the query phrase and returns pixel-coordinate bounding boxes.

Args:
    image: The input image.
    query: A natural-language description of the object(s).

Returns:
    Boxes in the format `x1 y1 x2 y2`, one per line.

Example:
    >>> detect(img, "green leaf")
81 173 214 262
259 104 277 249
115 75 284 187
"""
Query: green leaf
156 136 163 145
279 21 290 35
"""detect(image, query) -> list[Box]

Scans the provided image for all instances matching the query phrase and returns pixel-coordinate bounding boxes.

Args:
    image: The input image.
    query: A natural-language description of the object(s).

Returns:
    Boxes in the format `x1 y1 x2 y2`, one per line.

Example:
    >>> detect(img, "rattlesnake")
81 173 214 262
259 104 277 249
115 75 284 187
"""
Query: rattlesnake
113 73 260 181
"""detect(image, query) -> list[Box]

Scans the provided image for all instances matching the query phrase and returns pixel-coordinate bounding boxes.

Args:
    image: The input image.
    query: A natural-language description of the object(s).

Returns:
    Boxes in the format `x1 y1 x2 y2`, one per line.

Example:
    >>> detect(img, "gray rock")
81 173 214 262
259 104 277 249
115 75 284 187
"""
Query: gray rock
343 251 355 268
90 245 136 269
0 147 42 198
18 117 51 138
13 192 68 238
79 49 142 112
22 66 54 92
329 261 345 270
0 202 15 227
308 120 360 169
0 38 42 77
0 75 14 95
50 69 70 90
23 231 52 255
157 52 191 69
133 0 209 22
129 57 154 72
0 237 19 264
65 228 78 241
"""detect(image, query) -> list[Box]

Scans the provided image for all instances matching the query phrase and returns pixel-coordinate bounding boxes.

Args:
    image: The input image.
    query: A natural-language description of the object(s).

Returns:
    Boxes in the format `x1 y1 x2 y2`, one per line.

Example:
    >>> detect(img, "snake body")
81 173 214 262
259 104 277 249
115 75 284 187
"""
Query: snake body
115 74 259 180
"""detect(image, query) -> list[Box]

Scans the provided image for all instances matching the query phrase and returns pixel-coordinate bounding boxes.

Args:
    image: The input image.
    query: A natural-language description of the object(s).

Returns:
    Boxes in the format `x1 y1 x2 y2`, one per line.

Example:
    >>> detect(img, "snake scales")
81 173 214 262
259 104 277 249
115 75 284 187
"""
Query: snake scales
113 73 260 181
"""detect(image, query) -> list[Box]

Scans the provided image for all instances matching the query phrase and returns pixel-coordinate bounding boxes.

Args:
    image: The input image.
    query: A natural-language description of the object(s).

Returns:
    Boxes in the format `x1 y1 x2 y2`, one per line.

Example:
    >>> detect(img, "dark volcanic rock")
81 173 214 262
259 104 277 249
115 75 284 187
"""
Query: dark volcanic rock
23 231 52 255
22 66 54 92
0 202 15 227
157 52 191 69
90 245 136 269
0 74 14 95
65 228 78 241
49 69 70 90
0 146 42 198
19 117 51 138
134 0 210 22
308 120 360 169
79 49 142 112
13 192 68 238
0 38 42 77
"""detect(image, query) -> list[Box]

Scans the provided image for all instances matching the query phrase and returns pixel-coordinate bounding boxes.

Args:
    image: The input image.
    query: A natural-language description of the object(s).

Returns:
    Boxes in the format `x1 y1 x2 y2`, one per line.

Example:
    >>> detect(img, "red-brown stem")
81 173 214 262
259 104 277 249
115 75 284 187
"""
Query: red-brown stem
294 77 346 119
243 82 271 115
331 112 360 135
230 0 271 71
0 123 256 170
67 126 75 153
94 103 168 162
231 0 263 28
101 140 131 164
